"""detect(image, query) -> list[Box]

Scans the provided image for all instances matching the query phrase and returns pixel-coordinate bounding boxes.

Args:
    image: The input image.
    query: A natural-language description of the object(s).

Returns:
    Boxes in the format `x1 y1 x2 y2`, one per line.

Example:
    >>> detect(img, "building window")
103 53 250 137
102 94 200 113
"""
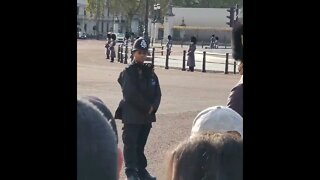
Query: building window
77 6 79 15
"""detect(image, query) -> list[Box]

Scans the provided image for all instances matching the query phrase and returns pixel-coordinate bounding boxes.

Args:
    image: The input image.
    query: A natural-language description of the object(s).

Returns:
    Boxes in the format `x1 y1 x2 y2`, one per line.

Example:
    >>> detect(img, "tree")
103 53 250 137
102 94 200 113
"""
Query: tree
108 0 143 33
86 0 107 37
172 0 243 8
107 0 173 33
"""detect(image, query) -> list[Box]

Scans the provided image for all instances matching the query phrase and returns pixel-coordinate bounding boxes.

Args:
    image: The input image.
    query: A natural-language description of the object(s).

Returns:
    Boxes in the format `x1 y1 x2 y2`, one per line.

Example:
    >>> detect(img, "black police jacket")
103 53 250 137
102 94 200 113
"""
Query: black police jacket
117 62 161 124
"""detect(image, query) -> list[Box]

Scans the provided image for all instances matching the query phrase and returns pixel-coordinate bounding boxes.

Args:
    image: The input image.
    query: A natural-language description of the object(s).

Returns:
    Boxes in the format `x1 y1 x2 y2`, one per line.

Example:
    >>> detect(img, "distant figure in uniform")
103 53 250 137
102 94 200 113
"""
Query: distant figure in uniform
214 36 219 49
110 33 117 62
130 33 135 47
123 32 131 62
117 37 162 180
125 32 130 46
166 35 173 56
210 34 215 49
105 33 112 59
187 36 197 72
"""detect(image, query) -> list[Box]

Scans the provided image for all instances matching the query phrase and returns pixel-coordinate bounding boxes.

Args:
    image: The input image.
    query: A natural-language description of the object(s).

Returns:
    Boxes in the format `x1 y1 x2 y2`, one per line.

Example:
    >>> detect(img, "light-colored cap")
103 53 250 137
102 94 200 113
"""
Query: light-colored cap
191 106 243 138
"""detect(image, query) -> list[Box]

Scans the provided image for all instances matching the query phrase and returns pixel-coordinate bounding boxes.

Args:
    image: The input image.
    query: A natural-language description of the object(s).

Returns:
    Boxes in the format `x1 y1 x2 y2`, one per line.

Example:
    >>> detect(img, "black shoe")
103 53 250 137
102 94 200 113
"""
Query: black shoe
126 175 140 180
126 169 140 180
138 169 156 180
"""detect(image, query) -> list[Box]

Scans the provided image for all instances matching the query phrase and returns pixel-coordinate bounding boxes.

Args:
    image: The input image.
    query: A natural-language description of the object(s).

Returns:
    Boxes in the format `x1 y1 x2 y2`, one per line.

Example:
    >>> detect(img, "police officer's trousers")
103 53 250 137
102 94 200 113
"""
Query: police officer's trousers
122 123 152 175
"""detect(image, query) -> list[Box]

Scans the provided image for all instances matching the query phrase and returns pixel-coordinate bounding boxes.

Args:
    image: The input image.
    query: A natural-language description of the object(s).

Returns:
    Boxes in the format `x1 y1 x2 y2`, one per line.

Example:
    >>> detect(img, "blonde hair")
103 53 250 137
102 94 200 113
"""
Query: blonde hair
166 133 242 180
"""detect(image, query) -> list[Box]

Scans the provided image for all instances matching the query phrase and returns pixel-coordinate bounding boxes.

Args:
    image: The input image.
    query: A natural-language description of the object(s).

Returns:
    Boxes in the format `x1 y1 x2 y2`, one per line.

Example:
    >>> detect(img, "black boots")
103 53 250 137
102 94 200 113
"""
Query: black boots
125 168 140 180
138 169 156 180
125 168 156 180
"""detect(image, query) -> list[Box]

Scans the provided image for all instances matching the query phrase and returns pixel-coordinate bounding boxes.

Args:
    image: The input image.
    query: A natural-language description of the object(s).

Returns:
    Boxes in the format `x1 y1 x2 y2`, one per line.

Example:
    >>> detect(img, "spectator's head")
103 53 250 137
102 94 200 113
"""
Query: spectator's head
166 133 243 180
168 35 172 40
80 96 118 143
211 34 215 37
232 23 243 74
77 99 118 180
191 106 243 139
132 38 149 63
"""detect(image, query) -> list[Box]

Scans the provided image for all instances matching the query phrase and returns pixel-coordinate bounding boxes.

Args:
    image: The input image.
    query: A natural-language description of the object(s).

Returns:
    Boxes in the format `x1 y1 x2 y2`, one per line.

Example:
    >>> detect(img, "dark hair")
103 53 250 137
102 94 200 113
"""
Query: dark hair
166 133 242 180
80 96 118 143
77 99 118 180
232 23 243 62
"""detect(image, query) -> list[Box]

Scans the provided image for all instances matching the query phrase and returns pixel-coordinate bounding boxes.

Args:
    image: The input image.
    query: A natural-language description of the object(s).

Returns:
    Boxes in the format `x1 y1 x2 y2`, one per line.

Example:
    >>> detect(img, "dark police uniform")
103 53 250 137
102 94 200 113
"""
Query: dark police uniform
117 38 161 180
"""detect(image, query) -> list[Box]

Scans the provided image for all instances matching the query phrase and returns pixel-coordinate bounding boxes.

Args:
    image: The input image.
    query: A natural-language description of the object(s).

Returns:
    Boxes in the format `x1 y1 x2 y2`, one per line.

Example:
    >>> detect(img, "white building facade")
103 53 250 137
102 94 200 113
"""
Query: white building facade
77 0 141 36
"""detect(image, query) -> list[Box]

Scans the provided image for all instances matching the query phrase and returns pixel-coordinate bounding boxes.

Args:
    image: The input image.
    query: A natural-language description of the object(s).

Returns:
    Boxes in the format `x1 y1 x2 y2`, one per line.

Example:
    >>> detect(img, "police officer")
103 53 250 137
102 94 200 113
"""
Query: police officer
110 33 117 62
117 37 161 180
105 33 112 59
166 35 173 56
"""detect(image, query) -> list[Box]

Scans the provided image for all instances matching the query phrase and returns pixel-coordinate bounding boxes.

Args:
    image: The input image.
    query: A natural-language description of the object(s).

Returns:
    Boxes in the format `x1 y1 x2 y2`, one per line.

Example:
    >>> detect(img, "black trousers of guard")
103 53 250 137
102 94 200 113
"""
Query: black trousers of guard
122 123 152 176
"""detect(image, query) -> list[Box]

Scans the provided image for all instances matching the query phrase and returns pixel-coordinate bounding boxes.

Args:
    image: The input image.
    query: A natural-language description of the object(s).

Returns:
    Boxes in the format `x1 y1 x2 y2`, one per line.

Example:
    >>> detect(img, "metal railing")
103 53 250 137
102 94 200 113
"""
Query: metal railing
114 45 237 74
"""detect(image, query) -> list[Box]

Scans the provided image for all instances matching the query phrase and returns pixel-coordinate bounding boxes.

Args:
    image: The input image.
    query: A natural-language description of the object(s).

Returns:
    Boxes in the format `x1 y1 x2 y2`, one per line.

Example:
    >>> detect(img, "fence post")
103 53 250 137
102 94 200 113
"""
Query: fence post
202 51 206 72
202 41 204 48
225 53 229 74
124 44 128 64
161 39 163 46
152 48 155 65
165 49 169 69
117 45 121 61
161 46 164 56
234 61 237 74
182 50 186 71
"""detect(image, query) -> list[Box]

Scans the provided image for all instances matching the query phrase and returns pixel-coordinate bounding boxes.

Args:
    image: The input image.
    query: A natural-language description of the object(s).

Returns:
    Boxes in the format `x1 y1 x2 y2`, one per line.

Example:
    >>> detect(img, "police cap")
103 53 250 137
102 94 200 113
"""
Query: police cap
132 37 149 52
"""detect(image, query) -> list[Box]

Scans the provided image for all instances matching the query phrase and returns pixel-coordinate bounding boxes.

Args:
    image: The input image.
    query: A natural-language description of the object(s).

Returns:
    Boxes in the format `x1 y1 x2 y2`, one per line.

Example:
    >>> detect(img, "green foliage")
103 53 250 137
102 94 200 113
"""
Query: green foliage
172 0 243 8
